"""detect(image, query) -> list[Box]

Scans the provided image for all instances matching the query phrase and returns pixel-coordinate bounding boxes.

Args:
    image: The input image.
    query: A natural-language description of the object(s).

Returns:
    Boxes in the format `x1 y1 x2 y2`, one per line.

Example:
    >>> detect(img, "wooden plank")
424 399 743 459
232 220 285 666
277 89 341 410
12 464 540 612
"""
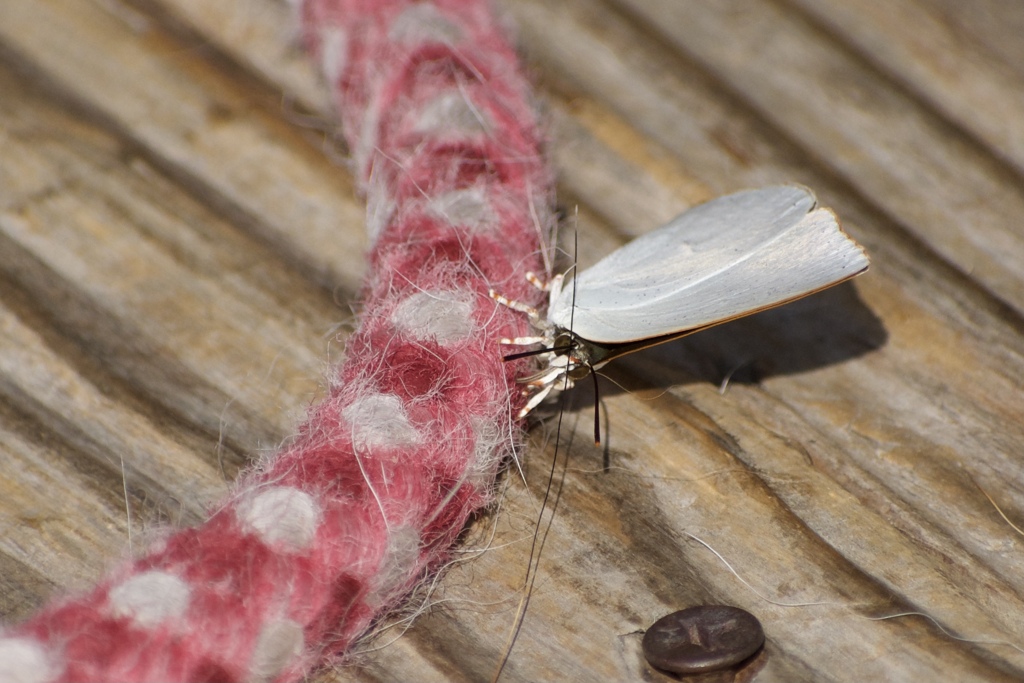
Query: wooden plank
788 0 1024 174
0 0 366 292
1 0 1024 681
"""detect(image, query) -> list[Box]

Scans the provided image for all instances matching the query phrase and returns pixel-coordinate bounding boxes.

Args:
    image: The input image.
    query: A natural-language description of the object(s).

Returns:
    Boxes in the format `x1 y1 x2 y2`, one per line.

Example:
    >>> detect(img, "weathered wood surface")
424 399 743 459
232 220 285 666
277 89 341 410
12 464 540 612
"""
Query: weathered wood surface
2 0 1024 681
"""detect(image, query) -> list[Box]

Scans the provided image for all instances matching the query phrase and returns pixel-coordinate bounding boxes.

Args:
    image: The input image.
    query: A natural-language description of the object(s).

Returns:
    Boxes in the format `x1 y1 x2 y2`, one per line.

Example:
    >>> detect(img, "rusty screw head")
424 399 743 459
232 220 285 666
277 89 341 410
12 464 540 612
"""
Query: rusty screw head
642 605 764 675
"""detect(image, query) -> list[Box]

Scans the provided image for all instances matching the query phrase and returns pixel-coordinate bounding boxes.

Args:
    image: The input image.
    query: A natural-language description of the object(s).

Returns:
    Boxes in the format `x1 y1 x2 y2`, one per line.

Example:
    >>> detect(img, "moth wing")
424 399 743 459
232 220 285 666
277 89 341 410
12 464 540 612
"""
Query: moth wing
548 186 869 343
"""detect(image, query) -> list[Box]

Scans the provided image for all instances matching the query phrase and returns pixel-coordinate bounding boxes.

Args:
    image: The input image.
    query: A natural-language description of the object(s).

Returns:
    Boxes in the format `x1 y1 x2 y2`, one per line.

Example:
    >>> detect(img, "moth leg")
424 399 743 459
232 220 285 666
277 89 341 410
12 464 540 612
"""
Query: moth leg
500 336 548 346
524 271 549 291
519 381 557 417
488 289 548 332
488 288 538 315
518 363 566 387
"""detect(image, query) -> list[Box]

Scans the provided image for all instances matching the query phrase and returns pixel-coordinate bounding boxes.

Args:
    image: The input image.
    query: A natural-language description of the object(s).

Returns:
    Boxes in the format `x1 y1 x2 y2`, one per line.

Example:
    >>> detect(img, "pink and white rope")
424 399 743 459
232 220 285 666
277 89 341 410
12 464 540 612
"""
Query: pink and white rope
1 1 552 680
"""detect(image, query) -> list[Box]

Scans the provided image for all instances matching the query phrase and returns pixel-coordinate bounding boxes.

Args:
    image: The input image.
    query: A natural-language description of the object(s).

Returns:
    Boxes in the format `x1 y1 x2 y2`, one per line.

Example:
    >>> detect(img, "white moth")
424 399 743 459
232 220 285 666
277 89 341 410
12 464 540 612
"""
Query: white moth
497 185 870 427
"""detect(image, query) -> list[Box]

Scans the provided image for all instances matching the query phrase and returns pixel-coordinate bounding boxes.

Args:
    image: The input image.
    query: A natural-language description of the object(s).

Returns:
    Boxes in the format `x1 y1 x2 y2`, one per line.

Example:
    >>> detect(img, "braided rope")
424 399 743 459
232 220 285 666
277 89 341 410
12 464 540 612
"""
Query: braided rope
1 2 552 680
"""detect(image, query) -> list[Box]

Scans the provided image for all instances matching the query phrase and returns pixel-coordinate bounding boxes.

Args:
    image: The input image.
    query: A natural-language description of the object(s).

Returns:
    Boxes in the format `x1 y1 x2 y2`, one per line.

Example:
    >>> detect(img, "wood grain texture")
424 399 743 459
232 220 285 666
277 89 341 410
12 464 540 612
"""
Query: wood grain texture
2 0 1023 681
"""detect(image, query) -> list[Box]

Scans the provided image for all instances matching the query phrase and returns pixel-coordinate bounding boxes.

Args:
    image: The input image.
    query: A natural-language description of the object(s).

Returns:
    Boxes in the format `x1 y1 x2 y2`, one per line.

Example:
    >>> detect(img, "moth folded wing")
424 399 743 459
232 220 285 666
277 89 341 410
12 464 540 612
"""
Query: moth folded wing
550 198 868 344
546 186 820 341
603 206 869 338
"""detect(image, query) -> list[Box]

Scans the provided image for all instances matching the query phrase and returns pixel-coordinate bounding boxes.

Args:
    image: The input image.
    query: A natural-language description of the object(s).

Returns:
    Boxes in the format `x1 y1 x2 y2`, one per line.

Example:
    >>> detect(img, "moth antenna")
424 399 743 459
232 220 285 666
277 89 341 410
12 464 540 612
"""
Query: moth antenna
591 367 601 446
495 211 582 680
493 382 574 681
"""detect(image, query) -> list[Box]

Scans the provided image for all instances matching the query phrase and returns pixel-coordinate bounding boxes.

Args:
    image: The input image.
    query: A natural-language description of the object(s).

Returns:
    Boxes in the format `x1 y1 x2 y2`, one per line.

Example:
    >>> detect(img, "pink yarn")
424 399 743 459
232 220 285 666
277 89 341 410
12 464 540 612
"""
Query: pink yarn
1 1 551 681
